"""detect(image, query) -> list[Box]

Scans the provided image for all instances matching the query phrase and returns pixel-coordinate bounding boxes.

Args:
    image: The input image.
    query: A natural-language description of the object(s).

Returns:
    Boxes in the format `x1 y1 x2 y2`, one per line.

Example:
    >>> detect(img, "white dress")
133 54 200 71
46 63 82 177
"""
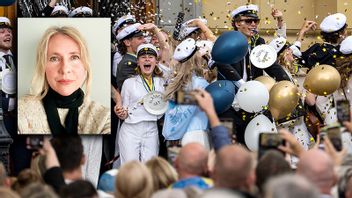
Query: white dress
118 75 165 165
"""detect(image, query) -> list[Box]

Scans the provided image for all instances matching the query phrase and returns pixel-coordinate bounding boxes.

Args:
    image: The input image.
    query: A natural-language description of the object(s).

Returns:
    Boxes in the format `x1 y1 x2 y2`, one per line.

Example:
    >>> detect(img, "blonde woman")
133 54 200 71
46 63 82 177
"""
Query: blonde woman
146 157 178 191
163 38 210 148
269 37 311 157
18 26 110 135
115 161 154 198
18 25 108 186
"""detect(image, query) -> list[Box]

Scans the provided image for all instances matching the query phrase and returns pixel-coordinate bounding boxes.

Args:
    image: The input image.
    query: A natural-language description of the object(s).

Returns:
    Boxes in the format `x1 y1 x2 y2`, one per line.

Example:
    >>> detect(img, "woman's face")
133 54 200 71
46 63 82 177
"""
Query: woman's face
284 48 294 63
137 54 157 76
45 33 87 96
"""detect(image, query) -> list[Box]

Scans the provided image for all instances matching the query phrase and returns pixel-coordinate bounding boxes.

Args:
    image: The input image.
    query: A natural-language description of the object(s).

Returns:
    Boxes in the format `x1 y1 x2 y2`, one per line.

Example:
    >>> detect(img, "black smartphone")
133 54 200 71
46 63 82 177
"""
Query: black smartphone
318 132 327 150
327 126 343 151
175 89 197 105
258 133 286 159
220 118 236 143
336 100 350 124
26 136 44 150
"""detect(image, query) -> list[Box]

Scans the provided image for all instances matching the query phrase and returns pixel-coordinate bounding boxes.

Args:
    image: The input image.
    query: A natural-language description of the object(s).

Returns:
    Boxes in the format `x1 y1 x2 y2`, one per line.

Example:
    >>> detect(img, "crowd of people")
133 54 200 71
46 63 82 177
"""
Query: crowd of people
2 1 352 198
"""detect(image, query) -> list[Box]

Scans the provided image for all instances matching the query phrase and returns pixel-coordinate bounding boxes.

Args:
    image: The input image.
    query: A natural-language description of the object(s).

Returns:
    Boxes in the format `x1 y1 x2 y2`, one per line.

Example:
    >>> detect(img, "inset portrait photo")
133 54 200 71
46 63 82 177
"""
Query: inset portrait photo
18 18 111 135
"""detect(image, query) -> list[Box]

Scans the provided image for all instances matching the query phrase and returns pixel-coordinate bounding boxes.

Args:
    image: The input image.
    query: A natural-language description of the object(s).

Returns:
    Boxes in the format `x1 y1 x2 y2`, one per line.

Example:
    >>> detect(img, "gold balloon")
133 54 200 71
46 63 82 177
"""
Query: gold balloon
255 76 276 91
304 64 341 96
269 81 300 120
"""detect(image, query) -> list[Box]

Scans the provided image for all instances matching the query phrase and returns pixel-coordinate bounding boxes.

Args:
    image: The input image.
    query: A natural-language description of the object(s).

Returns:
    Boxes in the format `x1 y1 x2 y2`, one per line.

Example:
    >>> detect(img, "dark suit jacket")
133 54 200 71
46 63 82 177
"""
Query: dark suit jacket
215 36 290 82
115 53 137 91
298 42 342 69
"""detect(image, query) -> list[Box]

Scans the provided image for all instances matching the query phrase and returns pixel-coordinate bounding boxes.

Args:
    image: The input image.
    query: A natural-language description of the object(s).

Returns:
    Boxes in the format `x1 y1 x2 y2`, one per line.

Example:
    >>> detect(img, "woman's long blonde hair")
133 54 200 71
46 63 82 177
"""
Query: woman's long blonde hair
30 26 91 99
277 49 298 75
146 157 178 192
164 51 205 99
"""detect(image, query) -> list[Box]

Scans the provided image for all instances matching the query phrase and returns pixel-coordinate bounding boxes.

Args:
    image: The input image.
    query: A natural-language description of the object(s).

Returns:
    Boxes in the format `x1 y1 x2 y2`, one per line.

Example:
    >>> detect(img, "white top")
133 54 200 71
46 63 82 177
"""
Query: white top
121 75 165 124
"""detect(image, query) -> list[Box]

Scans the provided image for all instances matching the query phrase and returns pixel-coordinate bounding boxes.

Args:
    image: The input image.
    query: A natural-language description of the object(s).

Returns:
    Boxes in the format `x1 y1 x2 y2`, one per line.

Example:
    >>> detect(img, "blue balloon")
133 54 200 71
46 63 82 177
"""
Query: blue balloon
211 31 248 64
205 80 237 114
0 0 15 6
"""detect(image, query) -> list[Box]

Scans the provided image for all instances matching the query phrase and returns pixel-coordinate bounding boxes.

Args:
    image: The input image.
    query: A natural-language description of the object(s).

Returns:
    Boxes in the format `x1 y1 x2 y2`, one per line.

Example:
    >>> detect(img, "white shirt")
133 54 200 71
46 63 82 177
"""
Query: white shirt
121 75 165 124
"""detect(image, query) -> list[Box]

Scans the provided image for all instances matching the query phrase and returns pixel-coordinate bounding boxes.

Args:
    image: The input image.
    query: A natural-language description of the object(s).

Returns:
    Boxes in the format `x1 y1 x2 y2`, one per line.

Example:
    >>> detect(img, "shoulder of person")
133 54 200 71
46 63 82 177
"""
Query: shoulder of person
82 100 110 115
19 95 41 106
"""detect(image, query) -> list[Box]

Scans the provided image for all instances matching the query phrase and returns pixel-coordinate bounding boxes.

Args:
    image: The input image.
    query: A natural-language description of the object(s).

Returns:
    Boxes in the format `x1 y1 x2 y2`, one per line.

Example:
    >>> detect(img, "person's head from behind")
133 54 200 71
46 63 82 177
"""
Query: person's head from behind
31 26 91 99
60 180 98 198
116 23 146 55
320 13 348 44
296 149 336 195
231 4 260 38
19 183 58 198
175 142 209 179
11 169 41 194
0 17 12 52
115 161 153 198
50 135 85 179
136 43 163 78
145 157 178 191
264 174 319 198
213 145 255 192
255 150 292 193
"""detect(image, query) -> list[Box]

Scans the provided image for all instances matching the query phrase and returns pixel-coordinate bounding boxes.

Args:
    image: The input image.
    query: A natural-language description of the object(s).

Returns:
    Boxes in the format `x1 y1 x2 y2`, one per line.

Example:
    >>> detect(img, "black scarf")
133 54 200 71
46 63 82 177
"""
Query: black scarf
43 88 84 136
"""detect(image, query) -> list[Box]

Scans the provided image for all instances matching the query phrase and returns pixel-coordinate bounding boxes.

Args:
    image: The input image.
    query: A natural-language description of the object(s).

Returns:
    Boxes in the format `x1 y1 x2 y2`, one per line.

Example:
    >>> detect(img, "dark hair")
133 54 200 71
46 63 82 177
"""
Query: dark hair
321 24 348 44
60 180 97 198
255 150 292 193
232 17 241 31
117 41 128 55
50 135 84 172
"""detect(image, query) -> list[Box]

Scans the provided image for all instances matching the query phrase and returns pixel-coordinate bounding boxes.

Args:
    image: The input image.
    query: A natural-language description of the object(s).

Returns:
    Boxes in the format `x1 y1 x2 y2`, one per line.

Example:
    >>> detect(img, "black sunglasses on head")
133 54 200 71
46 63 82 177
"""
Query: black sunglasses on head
240 18 261 25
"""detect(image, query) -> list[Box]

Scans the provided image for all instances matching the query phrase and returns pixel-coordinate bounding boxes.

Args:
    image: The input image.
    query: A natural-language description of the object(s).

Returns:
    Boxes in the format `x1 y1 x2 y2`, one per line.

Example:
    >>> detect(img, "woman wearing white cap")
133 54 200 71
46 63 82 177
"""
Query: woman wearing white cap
269 37 312 159
298 13 348 127
162 38 210 149
115 43 166 165
297 13 347 68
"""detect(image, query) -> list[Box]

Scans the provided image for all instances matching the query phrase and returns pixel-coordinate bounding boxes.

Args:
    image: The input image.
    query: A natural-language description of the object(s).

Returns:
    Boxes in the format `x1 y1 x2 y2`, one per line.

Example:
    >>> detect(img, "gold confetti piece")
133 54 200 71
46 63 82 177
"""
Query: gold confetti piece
298 10 301 14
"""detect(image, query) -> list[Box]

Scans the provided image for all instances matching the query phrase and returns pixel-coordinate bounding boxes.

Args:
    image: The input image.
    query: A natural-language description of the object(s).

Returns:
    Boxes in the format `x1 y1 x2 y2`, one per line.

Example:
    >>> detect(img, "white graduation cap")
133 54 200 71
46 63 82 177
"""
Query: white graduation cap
320 13 347 33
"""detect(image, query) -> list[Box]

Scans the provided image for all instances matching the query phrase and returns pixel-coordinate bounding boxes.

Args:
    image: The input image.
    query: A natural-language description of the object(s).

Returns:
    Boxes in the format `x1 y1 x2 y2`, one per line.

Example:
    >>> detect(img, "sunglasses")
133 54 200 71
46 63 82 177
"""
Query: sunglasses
240 18 261 25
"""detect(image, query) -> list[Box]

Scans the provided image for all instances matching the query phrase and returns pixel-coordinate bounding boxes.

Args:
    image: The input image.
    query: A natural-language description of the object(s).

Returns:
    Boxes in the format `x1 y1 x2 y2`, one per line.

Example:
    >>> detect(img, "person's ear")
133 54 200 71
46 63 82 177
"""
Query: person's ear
123 39 131 47
81 154 86 165
235 20 242 29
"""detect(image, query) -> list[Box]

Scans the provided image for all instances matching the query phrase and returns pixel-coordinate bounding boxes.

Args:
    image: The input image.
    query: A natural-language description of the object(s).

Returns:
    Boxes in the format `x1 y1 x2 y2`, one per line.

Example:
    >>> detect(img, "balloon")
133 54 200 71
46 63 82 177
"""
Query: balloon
211 31 248 64
0 0 15 6
244 114 277 151
205 80 237 114
254 76 276 91
304 64 341 96
269 81 300 120
237 81 269 113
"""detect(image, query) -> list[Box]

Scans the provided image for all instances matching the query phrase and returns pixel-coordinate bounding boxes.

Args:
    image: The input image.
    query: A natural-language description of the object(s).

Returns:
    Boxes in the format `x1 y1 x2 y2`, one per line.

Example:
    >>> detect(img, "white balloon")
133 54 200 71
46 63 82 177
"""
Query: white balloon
244 114 277 151
237 81 270 113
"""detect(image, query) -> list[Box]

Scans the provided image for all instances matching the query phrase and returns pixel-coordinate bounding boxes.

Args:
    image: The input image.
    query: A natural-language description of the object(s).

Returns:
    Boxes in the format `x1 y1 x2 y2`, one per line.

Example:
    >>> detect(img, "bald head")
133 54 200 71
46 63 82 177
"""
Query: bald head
213 145 255 191
297 149 336 194
175 143 209 178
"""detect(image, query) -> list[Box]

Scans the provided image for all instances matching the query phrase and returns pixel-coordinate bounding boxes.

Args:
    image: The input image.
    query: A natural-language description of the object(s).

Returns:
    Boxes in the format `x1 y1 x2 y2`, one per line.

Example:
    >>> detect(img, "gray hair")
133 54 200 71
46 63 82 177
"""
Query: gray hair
264 174 320 198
